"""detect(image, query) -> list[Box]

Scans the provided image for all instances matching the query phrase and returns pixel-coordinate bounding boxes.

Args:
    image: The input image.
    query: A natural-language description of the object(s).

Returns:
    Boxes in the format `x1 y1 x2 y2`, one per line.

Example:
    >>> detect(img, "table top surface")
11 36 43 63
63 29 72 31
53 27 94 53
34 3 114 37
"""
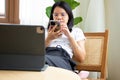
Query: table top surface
81 79 104 80
0 66 104 80
0 66 81 80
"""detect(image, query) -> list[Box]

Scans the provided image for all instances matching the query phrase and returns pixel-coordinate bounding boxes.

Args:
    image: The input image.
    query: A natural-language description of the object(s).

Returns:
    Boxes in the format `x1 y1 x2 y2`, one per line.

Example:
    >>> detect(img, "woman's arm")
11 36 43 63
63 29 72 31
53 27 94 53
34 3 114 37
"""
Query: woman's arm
68 36 86 63
61 25 86 63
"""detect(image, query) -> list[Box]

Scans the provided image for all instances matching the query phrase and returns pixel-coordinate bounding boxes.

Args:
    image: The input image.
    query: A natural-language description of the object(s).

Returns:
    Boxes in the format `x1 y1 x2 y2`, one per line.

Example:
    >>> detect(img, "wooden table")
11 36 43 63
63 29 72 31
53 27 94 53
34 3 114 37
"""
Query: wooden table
82 79 104 80
0 66 81 80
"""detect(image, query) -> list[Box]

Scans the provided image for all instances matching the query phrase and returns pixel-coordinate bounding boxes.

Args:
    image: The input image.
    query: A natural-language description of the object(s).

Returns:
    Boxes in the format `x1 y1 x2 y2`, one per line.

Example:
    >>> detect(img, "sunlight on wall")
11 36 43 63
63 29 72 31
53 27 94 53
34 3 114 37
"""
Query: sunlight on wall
20 0 54 28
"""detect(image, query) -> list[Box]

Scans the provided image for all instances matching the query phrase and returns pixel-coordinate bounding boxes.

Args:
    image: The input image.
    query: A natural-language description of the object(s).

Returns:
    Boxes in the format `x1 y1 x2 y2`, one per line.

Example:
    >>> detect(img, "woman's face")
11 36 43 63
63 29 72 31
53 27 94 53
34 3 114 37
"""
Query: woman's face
53 6 69 25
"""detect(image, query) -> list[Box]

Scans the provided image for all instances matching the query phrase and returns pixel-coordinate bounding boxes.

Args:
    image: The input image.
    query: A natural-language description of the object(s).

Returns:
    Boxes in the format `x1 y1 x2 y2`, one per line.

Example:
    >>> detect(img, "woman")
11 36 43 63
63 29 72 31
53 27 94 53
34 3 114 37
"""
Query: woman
45 1 86 71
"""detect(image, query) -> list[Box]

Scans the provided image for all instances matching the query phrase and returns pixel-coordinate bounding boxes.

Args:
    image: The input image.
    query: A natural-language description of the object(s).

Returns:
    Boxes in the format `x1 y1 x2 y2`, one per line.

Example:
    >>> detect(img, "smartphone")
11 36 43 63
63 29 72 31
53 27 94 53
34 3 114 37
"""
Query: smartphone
49 20 60 32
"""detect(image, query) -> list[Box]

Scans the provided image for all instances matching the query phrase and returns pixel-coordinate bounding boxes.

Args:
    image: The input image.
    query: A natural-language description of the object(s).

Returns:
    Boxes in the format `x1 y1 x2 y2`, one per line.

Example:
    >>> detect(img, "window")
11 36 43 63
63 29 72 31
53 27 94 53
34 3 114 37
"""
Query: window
0 0 19 24
0 0 5 17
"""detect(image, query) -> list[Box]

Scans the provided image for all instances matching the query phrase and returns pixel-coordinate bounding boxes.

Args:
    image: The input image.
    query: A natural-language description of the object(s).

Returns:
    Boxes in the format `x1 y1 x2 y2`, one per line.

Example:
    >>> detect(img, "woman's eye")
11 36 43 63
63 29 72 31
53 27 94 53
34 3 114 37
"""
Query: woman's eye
61 13 65 16
53 13 66 17
53 13 58 17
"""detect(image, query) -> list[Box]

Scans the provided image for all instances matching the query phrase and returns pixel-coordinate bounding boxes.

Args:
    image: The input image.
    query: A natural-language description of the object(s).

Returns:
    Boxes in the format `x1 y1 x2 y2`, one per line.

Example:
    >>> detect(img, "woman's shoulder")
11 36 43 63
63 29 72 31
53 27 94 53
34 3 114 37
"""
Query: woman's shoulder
71 27 85 41
72 27 83 33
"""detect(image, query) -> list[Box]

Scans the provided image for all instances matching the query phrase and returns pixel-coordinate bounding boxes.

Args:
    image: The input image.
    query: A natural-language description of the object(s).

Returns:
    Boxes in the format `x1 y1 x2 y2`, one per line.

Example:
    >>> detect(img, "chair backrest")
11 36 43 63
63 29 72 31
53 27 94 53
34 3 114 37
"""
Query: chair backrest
75 29 109 79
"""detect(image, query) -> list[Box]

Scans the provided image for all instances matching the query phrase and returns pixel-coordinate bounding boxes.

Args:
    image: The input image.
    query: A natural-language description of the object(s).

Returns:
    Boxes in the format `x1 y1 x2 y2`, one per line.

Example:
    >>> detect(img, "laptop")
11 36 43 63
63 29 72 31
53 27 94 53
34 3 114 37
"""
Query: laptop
0 24 46 71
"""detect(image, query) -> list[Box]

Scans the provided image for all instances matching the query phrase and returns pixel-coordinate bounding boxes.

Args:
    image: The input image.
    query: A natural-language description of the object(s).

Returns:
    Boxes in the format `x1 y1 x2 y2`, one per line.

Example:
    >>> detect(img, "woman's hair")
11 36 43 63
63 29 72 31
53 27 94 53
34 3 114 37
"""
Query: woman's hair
48 1 74 32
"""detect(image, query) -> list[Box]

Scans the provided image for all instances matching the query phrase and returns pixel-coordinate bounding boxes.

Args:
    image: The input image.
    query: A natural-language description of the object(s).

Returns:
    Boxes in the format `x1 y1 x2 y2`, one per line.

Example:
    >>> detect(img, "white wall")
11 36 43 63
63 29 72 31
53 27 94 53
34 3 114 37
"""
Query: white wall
105 0 120 80
20 0 54 28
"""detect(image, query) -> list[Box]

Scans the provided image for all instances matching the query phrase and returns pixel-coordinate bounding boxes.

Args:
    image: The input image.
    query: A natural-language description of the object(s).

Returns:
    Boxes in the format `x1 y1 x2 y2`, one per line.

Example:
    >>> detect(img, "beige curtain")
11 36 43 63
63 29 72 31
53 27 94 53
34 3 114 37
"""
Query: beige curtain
77 0 106 78
84 0 105 32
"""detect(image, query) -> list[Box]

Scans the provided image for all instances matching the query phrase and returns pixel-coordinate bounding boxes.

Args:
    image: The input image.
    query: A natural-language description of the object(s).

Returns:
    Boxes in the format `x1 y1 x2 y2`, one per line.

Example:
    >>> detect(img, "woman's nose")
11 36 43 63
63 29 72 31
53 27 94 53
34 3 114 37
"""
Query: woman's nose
57 15 62 20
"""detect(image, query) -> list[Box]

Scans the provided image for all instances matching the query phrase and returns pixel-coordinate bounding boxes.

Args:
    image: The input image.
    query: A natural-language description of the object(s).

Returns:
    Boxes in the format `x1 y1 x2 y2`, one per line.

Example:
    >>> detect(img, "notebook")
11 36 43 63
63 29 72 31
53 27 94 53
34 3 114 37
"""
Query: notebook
0 24 46 71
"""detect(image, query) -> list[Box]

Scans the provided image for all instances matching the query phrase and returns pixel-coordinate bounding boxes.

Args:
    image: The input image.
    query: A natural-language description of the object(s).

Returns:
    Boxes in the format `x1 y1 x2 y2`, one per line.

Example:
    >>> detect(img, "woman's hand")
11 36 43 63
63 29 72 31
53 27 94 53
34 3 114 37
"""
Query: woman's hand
45 26 62 47
60 23 71 38
48 26 62 40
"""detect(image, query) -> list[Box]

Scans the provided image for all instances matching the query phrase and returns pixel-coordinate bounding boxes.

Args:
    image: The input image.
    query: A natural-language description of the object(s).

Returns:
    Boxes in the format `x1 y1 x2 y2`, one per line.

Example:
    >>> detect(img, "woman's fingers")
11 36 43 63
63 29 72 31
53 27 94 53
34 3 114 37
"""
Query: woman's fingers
48 26 56 32
48 26 62 39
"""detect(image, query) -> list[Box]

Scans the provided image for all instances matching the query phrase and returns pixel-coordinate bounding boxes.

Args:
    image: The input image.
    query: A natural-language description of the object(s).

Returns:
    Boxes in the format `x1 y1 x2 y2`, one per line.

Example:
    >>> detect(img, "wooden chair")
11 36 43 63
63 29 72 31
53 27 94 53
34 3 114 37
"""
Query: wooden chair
75 29 109 80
